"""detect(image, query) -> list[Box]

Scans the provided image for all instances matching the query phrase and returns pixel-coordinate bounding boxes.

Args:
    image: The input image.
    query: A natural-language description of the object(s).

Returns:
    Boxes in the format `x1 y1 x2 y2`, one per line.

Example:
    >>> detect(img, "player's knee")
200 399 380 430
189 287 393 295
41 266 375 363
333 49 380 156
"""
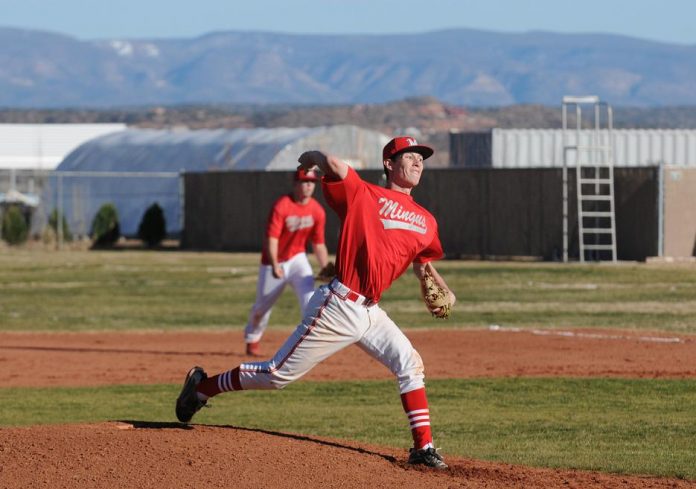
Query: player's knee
269 380 289 390
268 373 293 390
398 373 425 394
240 371 292 390
395 349 425 393
397 348 424 375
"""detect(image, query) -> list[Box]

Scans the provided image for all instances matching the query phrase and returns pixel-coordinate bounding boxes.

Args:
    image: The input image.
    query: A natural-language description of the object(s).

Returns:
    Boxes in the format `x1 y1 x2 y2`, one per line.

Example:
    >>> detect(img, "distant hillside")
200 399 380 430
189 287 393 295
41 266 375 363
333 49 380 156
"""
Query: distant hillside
1 27 696 107
3 98 696 130
4 98 696 167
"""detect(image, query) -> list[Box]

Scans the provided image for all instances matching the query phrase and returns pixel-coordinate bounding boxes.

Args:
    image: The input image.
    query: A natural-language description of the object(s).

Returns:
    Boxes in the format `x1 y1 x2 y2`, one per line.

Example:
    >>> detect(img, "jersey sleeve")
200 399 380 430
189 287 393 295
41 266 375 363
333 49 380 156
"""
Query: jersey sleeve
266 198 286 239
310 204 326 245
414 230 444 264
321 166 362 218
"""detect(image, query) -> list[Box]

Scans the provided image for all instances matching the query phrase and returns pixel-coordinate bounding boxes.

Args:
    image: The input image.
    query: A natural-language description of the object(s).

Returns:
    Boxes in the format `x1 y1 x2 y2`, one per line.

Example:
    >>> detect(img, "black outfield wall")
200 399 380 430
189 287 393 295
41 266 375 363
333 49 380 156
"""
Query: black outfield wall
183 167 659 261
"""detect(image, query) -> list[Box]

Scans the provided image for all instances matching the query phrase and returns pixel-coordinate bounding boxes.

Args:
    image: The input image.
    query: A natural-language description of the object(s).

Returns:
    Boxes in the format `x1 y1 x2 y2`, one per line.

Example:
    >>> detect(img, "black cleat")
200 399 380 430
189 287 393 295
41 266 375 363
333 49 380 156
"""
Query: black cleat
175 366 208 423
408 447 449 470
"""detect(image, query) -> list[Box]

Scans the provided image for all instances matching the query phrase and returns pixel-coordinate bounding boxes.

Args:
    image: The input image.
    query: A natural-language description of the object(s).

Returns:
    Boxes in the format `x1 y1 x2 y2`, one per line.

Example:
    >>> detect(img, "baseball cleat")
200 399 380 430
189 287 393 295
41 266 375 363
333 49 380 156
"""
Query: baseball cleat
175 366 208 423
408 447 449 470
245 341 261 357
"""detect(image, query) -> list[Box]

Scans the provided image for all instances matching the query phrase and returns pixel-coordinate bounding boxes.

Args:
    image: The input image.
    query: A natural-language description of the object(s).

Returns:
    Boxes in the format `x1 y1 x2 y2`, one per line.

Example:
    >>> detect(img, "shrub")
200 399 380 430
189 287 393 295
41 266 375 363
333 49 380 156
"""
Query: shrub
137 203 167 247
90 203 120 247
48 209 72 242
1 206 29 245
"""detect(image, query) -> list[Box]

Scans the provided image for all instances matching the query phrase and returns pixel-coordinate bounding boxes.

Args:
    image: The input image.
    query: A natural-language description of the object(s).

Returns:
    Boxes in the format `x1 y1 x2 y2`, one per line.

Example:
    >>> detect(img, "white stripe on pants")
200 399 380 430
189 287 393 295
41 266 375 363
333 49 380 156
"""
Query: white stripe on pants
244 252 315 343
238 283 425 394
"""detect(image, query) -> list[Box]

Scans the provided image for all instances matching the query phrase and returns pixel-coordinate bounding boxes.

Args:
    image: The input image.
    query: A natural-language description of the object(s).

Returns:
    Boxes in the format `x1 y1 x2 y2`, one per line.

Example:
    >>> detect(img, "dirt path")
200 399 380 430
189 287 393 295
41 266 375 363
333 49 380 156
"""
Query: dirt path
0 328 693 388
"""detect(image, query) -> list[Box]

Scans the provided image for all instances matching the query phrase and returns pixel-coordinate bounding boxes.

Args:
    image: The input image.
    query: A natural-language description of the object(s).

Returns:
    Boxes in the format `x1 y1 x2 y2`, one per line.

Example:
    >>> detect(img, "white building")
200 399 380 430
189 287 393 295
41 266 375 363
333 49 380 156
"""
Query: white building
0 123 127 171
0 124 126 235
451 129 696 168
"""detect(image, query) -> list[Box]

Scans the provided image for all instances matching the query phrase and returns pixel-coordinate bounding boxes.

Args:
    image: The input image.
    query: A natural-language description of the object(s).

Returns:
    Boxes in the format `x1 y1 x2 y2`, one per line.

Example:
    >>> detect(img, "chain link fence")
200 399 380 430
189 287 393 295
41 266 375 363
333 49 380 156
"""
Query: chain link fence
1 169 183 246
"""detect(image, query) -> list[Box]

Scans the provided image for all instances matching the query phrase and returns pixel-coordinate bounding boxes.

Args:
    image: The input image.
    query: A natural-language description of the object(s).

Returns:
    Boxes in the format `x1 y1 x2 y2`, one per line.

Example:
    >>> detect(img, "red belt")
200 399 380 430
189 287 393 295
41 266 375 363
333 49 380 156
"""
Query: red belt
329 279 376 307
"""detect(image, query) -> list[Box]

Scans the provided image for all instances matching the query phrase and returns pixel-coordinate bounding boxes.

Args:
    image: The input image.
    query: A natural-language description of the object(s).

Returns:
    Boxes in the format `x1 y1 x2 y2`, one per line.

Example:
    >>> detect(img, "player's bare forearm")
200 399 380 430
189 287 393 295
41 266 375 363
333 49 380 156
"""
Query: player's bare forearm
298 151 349 180
413 262 456 306
312 243 330 269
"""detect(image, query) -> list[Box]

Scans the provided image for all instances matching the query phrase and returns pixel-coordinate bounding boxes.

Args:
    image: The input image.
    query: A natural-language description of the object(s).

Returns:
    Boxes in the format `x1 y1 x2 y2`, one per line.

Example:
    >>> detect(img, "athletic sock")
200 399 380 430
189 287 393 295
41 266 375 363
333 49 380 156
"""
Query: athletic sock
400 387 433 450
196 367 242 400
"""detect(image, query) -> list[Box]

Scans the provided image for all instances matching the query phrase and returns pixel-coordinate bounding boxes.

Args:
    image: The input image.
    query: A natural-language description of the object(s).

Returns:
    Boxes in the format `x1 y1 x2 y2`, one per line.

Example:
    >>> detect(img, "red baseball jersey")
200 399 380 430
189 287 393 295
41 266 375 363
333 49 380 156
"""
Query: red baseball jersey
322 167 443 302
261 195 326 265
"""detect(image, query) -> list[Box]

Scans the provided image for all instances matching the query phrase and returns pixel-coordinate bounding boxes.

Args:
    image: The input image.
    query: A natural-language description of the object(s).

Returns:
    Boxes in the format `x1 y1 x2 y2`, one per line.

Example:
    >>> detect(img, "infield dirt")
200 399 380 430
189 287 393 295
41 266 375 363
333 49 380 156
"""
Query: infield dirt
1 328 694 488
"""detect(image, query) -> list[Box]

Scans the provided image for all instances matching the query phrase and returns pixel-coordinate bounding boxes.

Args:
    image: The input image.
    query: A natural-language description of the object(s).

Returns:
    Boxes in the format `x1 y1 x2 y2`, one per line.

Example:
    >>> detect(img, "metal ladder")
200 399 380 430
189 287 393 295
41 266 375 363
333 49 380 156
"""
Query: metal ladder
562 96 617 262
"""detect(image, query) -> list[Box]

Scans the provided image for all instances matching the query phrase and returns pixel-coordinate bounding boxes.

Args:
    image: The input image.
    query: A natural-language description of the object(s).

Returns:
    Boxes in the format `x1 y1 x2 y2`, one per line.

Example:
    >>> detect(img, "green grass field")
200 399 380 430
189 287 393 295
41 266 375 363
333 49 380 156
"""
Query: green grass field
2 249 696 333
1 379 694 479
1 249 695 479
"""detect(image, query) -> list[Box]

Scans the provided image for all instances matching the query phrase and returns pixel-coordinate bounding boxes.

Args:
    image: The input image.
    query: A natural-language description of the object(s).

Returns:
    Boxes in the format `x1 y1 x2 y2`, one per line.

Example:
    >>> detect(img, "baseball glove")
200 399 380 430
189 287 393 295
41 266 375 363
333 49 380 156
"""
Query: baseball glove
315 261 336 282
421 269 452 319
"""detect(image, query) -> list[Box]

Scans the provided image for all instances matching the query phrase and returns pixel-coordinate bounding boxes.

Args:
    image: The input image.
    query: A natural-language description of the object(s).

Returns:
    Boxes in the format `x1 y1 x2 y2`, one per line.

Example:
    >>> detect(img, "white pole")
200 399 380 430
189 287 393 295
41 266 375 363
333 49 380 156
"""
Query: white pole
57 174 63 249
562 103 568 262
657 162 664 257
179 171 185 246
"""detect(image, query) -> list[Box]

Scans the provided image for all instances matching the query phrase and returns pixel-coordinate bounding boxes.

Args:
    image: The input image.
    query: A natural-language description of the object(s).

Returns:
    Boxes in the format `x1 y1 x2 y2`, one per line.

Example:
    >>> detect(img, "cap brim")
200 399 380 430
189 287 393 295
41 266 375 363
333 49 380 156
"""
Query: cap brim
393 144 434 160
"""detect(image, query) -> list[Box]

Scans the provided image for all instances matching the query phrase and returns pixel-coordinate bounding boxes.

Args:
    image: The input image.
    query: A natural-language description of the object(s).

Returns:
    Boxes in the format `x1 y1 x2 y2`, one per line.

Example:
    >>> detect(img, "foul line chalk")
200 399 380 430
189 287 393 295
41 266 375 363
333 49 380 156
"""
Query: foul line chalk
487 325 683 344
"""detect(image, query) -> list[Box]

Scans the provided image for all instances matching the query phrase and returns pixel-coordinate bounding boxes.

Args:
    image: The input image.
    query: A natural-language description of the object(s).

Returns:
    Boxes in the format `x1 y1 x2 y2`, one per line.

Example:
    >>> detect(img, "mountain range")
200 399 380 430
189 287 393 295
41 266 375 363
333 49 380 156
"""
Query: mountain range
1 27 695 108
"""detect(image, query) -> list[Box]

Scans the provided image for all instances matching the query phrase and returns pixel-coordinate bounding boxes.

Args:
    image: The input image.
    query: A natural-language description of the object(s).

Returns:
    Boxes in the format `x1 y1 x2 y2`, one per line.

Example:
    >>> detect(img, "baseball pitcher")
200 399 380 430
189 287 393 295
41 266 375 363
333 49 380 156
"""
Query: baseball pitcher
177 137 455 469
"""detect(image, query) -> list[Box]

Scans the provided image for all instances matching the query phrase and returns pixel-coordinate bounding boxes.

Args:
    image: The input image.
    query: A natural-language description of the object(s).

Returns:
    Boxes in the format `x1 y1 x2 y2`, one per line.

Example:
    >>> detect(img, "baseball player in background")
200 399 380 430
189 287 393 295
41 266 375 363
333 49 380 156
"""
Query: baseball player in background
177 137 455 469
243 168 330 356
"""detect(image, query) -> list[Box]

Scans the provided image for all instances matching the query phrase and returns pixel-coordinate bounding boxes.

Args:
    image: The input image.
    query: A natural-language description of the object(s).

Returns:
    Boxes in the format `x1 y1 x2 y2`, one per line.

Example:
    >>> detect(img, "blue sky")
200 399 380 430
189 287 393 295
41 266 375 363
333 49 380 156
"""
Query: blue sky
1 0 694 45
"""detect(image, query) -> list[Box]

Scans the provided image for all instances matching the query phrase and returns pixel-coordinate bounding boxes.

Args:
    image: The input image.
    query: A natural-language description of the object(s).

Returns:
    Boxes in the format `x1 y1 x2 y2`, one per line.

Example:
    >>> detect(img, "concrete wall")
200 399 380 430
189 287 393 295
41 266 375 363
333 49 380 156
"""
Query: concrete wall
183 167 661 261
663 167 696 257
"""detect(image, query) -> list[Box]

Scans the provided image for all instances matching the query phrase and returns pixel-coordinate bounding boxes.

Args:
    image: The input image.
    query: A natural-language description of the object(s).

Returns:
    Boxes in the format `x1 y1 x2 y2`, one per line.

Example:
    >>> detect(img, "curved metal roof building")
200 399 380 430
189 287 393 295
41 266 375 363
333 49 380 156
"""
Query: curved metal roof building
59 125 390 172
51 125 390 238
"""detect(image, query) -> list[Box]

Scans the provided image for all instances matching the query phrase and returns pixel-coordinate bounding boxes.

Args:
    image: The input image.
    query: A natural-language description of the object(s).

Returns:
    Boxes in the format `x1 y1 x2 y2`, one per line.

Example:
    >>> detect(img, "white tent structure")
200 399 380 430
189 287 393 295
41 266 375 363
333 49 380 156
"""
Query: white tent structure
51 125 390 237
59 125 390 172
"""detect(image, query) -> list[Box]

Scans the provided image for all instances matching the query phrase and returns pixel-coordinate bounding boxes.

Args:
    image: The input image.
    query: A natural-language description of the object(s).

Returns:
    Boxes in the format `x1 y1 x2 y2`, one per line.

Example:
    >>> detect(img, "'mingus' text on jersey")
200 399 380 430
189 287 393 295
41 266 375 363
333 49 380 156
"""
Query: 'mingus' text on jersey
377 198 427 234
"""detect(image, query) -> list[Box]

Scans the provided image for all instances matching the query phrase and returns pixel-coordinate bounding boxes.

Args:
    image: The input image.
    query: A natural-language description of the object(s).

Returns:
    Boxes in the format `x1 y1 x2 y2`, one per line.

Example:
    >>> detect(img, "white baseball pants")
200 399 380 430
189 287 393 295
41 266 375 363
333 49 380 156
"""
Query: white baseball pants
238 279 425 395
244 252 315 344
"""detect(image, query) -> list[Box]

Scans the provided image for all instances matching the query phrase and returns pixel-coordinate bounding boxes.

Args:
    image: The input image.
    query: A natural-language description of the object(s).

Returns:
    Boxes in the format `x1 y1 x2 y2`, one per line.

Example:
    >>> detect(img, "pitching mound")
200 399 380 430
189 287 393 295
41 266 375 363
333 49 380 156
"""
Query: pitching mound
0 422 691 489
1 328 694 488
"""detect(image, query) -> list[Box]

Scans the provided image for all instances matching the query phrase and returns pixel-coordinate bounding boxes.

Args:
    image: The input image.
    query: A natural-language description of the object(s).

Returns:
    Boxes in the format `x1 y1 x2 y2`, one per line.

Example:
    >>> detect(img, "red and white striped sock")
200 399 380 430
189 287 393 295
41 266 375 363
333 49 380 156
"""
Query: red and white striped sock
196 367 242 401
400 387 434 450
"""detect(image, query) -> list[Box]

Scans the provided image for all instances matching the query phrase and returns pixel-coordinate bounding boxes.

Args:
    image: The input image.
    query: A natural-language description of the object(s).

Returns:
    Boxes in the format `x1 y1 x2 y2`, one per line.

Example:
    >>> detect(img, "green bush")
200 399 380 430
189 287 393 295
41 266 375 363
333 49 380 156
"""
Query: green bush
1 206 29 245
48 209 72 242
137 203 166 247
90 203 120 247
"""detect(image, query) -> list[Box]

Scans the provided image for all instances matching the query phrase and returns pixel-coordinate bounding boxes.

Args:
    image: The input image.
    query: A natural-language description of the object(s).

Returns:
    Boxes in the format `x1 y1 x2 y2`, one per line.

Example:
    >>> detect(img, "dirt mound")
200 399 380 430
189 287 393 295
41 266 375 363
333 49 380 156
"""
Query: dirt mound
0 422 690 489
1 328 693 388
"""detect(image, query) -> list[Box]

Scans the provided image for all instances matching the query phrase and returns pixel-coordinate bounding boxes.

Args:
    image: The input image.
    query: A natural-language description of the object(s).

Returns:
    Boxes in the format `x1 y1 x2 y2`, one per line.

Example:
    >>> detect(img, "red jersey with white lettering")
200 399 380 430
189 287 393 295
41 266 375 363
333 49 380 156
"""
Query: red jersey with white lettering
322 167 443 301
261 195 326 265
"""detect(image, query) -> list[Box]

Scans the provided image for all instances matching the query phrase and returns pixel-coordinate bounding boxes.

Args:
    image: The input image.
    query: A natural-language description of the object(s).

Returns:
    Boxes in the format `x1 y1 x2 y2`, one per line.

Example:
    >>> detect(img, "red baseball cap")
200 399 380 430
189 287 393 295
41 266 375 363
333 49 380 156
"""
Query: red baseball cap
382 136 434 161
294 168 319 182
